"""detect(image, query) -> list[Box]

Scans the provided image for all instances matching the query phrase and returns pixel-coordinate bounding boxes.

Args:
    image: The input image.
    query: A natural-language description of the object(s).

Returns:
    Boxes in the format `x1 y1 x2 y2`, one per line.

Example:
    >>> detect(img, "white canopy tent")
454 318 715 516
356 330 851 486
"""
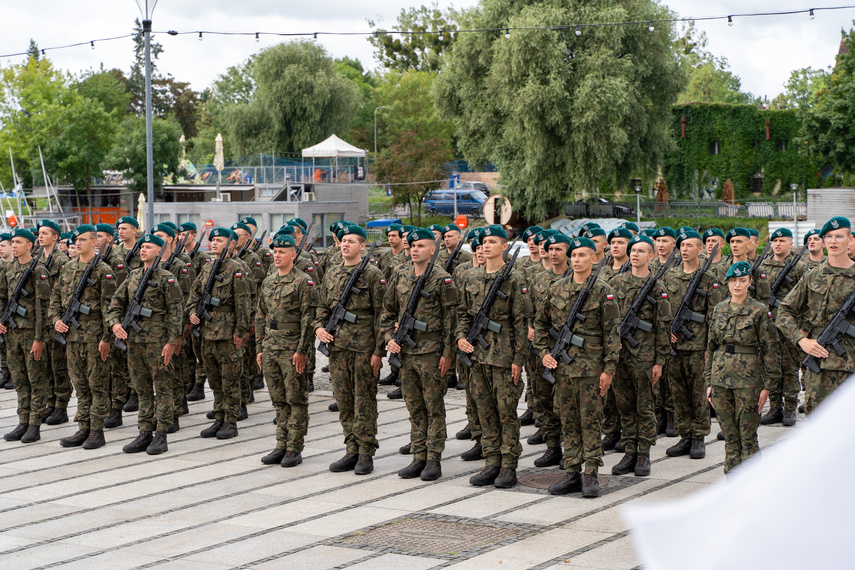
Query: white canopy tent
301 135 366 182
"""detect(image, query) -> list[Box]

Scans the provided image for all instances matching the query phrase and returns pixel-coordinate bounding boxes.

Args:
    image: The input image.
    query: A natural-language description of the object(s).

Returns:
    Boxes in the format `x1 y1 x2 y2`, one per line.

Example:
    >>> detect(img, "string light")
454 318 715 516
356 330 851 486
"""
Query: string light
313 32 317 41
438 30 444 41
255 32 260 42
575 26 581 36
728 15 734 26
648 21 655 32
198 31 203 41
90 41 95 50
505 28 510 39
810 8 815 19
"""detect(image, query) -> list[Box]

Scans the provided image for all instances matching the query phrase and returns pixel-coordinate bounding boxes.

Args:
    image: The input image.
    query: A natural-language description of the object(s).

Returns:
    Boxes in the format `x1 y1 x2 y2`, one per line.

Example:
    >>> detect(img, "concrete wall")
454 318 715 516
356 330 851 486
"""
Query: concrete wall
808 188 855 227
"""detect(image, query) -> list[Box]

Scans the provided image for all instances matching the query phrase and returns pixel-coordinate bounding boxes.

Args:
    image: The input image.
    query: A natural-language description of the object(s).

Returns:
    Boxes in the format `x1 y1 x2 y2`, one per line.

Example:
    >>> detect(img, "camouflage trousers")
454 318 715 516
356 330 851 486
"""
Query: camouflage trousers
458 360 482 440
44 341 72 410
711 385 762 474
170 348 189 419
529 356 560 449
669 350 710 439
264 346 309 452
191 335 206 387
329 349 379 456
400 352 447 461
109 345 130 410
654 359 674 416
802 369 849 415
240 332 256 405
127 342 174 432
1 343 8 378
470 362 524 469
612 354 657 454
601 387 620 435
67 341 109 430
6 329 47 425
768 329 801 412
201 339 242 423
554 370 603 475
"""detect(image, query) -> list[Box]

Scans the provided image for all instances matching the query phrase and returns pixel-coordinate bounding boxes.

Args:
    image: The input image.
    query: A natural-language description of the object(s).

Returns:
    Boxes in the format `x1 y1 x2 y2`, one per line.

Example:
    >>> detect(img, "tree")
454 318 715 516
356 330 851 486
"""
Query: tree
781 66 830 111
75 67 132 118
127 19 165 114
336 57 379 150
674 22 755 105
368 2 461 73
104 116 182 194
219 41 361 155
435 0 687 220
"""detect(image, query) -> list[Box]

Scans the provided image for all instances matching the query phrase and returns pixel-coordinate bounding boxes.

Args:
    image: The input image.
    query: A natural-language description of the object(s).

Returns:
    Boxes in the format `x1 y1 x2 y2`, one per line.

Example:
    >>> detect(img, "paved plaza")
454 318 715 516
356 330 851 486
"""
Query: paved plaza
0 359 794 569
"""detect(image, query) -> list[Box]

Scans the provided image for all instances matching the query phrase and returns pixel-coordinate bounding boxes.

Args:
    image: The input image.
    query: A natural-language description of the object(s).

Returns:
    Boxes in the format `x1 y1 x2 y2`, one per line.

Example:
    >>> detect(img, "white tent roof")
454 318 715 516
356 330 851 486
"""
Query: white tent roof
301 134 366 158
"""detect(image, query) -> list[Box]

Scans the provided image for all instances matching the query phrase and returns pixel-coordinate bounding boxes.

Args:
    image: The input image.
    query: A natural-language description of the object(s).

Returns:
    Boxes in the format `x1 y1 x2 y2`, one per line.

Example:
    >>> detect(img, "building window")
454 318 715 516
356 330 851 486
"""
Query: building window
177 213 201 228
269 214 287 233
710 140 721 155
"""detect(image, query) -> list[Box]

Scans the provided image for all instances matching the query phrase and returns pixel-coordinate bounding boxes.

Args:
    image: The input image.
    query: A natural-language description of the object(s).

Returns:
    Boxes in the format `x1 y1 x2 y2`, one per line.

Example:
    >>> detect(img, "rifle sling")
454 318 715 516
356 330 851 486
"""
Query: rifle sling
719 344 759 355
412 330 442 341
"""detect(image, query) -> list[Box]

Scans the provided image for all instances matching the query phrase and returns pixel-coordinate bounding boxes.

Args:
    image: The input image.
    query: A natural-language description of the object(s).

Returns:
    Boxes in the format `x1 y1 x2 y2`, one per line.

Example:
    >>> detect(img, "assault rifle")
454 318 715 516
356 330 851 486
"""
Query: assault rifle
251 229 268 253
748 241 773 293
803 287 855 374
188 230 207 261
114 245 165 351
542 257 607 385
457 247 521 368
164 233 189 271
443 230 469 274
189 235 235 339
0 248 44 344
123 238 141 268
767 247 808 309
317 241 379 357
671 243 720 340
388 238 443 369
55 236 115 346
236 226 258 260
619 248 677 348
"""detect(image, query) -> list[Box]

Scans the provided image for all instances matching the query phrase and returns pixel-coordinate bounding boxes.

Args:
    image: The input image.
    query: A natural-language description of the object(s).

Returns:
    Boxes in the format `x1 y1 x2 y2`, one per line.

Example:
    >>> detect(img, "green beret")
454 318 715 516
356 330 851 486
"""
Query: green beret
532 229 555 245
288 217 308 231
442 224 462 236
329 221 343 233
341 224 367 240
231 222 251 235
271 234 296 248
747 228 759 238
66 238 74 247
545 232 572 247
725 261 753 281
140 233 164 248
240 216 258 228
468 228 484 243
11 228 35 243
676 229 703 246
481 224 508 240
726 227 751 242
385 223 404 236
585 227 606 239
653 227 676 240
427 224 444 233
770 228 793 240
151 223 175 238
37 219 61 234
629 235 655 251
642 228 658 237
117 216 139 229
163 221 179 232
567 236 597 254
95 223 115 235
577 222 601 237
73 224 97 238
522 226 544 241
277 225 296 236
59 232 71 241
0 232 12 242
607 228 633 242
803 228 820 245
179 222 197 232
820 216 851 238
402 225 416 234
620 221 640 233
678 226 694 233
702 228 725 242
407 227 436 244
209 227 235 240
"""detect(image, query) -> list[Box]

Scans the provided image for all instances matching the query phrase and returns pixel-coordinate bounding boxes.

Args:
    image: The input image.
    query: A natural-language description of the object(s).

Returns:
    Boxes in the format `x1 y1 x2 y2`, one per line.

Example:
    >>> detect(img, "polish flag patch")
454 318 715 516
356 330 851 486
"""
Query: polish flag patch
661 292 668 299
186 262 191 267
712 283 720 288
167 278 175 285
444 277 452 284
40 274 47 280
768 311 773 318
606 294 614 300
307 267 314 272
307 280 314 286
182 268 188 274
256 262 262 267
117 264 125 269
522 286 528 293
314 261 319 266
760 274 766 279
106 274 113 279
236 272 243 278
380 278 386 285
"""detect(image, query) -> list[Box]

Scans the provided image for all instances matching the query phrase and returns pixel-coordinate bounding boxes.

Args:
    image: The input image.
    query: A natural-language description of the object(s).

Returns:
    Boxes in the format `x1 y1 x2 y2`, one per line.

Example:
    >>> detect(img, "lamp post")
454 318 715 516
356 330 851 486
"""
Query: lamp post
137 0 157 230
790 183 798 240
634 183 642 225
374 106 387 155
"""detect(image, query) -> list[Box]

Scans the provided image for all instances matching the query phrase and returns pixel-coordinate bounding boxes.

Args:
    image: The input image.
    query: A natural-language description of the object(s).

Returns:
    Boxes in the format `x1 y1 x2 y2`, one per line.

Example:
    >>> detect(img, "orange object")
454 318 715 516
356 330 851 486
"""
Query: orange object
456 215 468 229
205 219 214 227
7 215 17 227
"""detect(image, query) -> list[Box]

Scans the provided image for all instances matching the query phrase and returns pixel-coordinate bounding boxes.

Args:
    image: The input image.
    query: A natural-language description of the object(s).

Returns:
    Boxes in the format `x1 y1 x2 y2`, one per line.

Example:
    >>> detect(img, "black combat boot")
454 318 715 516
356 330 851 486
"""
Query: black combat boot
308 375 314 392
456 378 465 390
146 431 168 455
611 452 637 475
167 418 180 434
398 459 427 479
281 451 302 468
60 429 90 447
2 376 14 390
518 409 534 426
656 414 667 435
387 387 403 400
379 369 399 386
760 408 783 425
601 432 621 451
237 405 248 421
206 410 215 420
329 452 359 472
717 431 725 441
446 373 457 389
527 429 544 445
123 431 153 453
581 473 600 498
461 440 483 461
82 430 105 450
666 413 677 437
798 403 805 414
200 420 223 438
783 409 797 427
21 425 40 443
455 423 471 440
123 393 139 412
354 454 373 475
103 409 123 429
548 472 582 495
634 453 651 477
3 423 28 441
666 437 692 457
614 439 625 453
181 397 189 416
420 460 442 481
328 402 339 412
534 447 562 467
261 449 287 465
689 438 705 459
42 406 55 422
399 442 412 455
469 466 500 486
253 375 264 390
494 467 517 489
216 422 238 439
321 365 330 373
45 408 68 425
186 383 205 401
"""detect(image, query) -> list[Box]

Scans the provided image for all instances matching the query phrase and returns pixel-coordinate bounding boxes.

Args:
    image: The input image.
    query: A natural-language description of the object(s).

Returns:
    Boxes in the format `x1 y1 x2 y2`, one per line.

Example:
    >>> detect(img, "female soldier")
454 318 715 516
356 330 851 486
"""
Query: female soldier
705 261 780 474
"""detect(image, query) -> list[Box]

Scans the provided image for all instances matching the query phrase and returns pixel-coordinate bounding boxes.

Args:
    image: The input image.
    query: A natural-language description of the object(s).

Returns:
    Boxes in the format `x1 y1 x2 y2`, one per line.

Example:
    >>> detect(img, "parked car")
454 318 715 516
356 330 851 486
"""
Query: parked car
566 197 634 218
423 189 489 217
454 180 492 196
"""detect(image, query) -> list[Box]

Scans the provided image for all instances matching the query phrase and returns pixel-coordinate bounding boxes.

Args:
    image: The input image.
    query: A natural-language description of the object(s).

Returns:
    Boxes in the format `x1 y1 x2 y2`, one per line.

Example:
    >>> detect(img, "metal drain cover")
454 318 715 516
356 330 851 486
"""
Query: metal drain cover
518 472 609 490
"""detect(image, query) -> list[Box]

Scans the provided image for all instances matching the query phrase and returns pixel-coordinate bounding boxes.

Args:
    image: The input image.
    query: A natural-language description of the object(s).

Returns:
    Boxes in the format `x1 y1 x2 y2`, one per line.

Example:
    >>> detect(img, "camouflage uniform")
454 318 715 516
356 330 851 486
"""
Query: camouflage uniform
0 258 51 426
162 254 192 421
377 248 408 279
42 248 72 412
106 264 183 432
600 265 629 440
436 247 472 274
187 249 211 390
319 244 341 275
107 243 141 409
777 263 855 413
381 264 457 461
256 267 318 451
257 245 273 274
529 267 566 449
187 256 252 423
805 256 826 271
533 276 621 475
662 265 723 440
610 272 672 453
48 257 116 431
706 297 780 473
313 259 386 456
456 264 530 469
453 261 482 441
237 248 266 404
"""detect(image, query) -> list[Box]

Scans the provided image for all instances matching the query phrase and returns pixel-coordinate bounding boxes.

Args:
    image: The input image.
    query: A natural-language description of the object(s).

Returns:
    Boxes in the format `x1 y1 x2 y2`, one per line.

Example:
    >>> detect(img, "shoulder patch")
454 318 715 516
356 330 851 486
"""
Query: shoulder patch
768 311 773 318
40 274 47 280
256 262 262 266
522 286 528 293
712 283 719 288
236 272 243 278
186 262 191 267
661 292 668 298
117 264 125 269
167 278 175 285
307 266 314 272
307 279 314 286
182 268 188 274
380 278 386 285
205 258 212 263
606 293 614 300
444 277 452 284
760 273 766 279
314 261 319 266
106 274 113 279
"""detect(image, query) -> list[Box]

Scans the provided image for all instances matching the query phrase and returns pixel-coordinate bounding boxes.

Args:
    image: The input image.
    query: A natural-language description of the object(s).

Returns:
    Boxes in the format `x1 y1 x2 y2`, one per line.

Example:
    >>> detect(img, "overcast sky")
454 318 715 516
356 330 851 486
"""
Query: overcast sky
2 1 852 98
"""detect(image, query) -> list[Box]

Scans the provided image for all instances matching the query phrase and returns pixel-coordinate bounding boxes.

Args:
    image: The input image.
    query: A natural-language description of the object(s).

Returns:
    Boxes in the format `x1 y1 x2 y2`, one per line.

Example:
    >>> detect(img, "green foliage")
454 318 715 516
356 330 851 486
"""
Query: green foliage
335 57 379 151
674 23 755 106
127 19 165 115
74 68 132 118
782 66 830 111
436 0 687 221
368 2 460 73
104 116 182 193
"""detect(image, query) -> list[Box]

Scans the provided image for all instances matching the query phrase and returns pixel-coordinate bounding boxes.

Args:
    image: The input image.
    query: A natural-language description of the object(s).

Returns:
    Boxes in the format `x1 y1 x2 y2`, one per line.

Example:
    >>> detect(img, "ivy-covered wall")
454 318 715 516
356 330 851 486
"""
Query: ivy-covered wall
663 103 823 200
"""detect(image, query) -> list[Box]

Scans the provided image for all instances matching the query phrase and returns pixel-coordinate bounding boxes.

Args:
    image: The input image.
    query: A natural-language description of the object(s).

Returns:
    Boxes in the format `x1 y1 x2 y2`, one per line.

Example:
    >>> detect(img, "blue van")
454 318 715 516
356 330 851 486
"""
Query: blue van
423 189 488 216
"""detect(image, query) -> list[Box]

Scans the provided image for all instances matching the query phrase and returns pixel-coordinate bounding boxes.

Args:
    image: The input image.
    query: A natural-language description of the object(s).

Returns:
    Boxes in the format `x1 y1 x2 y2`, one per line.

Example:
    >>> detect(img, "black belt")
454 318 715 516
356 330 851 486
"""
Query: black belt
268 321 299 331
723 344 758 355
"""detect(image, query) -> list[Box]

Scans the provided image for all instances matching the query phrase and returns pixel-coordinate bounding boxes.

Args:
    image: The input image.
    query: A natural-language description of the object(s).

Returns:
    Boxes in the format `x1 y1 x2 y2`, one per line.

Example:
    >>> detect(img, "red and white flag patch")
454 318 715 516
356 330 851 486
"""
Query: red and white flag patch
712 283 719 288
307 267 314 272
444 277 452 284
307 280 314 286
256 262 262 267
380 278 386 285
661 292 668 298
760 274 766 279
40 274 47 280
236 272 243 278
522 286 528 293
167 278 175 285
117 264 125 269
768 311 773 318
106 274 113 279
606 294 614 300
182 268 188 274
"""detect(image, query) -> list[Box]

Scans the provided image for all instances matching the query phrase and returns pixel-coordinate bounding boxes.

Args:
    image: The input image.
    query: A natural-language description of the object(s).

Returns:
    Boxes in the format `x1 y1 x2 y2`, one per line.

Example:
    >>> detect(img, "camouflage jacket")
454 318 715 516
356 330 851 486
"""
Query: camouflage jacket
255 267 318 356
805 256 826 271
708 259 729 286
377 247 408 279
319 244 341 275
600 260 628 283
662 264 723 351
532 275 621 377
257 245 273 274
238 249 267 285
112 242 142 285
755 252 807 318
0 257 51 341
456 264 530 368
777 262 855 372
380 264 458 359
523 259 551 286
436 247 472 276
43 247 69 285
188 248 210 279
106 265 184 345
48 257 116 343
531 267 567 315
705 298 780 390
313 260 386 356
611 272 672 365
186 257 252 341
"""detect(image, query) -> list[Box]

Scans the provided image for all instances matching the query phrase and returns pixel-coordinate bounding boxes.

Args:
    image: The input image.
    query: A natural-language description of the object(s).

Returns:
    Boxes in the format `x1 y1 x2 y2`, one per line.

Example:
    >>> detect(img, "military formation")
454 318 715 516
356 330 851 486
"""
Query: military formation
0 212 852 499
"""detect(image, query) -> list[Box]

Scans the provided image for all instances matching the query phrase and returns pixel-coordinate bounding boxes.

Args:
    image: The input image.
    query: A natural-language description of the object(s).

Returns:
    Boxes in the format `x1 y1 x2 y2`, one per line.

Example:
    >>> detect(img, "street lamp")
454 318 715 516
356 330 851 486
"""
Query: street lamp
374 106 387 155
790 183 798 239
634 183 642 225
136 0 158 230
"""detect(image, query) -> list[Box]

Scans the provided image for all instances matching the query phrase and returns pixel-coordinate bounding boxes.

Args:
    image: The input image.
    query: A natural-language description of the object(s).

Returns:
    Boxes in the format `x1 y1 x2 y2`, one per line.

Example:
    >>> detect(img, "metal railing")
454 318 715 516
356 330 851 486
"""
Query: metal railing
564 198 806 219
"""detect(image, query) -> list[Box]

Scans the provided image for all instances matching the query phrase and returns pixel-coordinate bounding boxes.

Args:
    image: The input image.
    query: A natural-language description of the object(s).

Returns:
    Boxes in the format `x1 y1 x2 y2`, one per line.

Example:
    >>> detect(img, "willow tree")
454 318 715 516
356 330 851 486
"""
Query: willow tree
435 0 686 220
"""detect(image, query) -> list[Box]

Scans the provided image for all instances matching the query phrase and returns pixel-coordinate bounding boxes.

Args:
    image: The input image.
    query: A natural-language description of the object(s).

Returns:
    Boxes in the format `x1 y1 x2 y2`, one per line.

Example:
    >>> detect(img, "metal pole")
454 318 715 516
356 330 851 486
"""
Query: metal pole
373 106 386 154
143 17 155 230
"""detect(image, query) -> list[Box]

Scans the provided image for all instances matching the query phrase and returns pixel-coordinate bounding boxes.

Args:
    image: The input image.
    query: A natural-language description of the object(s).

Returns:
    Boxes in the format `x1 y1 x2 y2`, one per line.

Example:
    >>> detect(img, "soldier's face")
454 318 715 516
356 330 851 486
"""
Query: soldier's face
210 236 230 254
729 236 748 257
272 247 296 269
57 241 67 253
570 248 594 274
706 237 725 255
139 242 161 262
680 238 703 261
234 230 249 248
444 231 460 250
410 239 434 263
772 237 792 258
10 237 29 258
807 235 823 252
154 232 173 250
179 231 195 248
117 224 136 242
76 233 96 256
823 228 852 256
474 245 484 265
0 241 11 258
38 227 58 247
655 237 675 256
630 243 654 268
728 275 751 298
68 243 78 257
340 235 365 259
481 236 507 260
610 238 629 259
526 236 536 252
540 243 548 257
750 236 760 249
387 231 402 248
96 232 111 250
432 231 442 241
401 233 410 249
592 236 606 254
547 243 567 267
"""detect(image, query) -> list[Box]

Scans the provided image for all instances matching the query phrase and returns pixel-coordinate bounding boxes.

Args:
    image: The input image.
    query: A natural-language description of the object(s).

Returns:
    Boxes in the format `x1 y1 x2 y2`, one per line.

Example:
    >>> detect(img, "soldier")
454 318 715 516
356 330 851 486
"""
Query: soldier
437 224 473 275
37 219 72 426
0 233 13 391
314 224 385 475
702 228 728 283
382 228 457 481
257 234 318 467
620 221 640 237
610 235 672 477
50 224 116 449
519 228 550 429
457 225 529 489
726 228 753 263
377 223 408 390
777 216 855 413
113 216 142 415
803 228 826 270
747 228 761 261
534 237 620 497
0 229 50 443
602 228 631 281
649 227 676 274
576 222 600 238
187 228 252 439
240 217 272 273
108 234 183 455
706 261 780 474
319 221 344 276
585 227 607 263
180 222 209 402
663 229 723 459
427 224 444 241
